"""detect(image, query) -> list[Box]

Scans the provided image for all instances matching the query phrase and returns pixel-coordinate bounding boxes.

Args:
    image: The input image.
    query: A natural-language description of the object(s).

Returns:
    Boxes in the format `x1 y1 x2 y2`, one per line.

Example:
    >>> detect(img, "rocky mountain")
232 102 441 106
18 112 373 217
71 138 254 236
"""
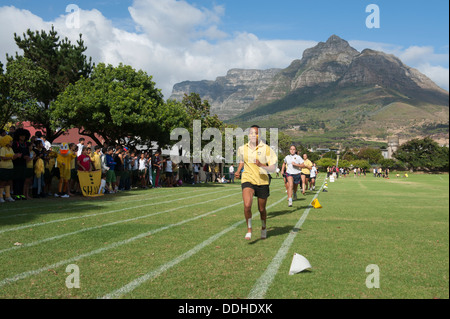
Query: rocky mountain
170 35 449 146
170 68 281 120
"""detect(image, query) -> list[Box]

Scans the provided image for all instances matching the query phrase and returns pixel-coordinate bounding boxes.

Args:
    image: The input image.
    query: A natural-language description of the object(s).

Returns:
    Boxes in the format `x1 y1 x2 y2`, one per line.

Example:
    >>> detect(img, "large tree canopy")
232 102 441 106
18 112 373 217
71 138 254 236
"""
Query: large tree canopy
51 63 187 147
394 137 449 171
6 26 93 142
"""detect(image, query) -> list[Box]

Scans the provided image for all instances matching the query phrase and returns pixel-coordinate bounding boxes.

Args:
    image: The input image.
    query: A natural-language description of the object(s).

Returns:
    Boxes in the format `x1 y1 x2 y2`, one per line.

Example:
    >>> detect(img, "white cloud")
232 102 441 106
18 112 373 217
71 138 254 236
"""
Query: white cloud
0 6 49 58
415 63 449 91
0 1 448 98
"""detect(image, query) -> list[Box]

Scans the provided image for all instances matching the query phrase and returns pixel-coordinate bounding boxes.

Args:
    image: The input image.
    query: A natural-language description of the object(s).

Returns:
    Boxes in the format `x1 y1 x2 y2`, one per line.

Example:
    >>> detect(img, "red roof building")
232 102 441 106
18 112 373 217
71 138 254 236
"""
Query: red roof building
17 122 104 146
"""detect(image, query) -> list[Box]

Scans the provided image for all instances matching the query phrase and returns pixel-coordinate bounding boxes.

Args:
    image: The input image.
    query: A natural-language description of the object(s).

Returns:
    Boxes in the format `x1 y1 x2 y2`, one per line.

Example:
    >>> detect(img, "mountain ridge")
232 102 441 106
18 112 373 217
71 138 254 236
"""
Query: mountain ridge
170 35 449 146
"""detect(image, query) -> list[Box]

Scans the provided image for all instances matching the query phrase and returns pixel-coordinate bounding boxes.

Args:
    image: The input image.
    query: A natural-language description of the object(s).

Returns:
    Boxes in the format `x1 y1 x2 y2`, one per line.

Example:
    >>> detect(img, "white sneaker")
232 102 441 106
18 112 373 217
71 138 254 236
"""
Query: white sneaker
0 198 5 203
288 198 293 207
5 197 15 202
245 232 252 240
61 194 70 198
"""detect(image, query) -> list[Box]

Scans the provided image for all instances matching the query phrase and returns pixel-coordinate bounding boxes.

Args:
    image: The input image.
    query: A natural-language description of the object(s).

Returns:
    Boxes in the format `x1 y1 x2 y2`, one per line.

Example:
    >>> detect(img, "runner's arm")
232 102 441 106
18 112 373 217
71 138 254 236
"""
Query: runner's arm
235 161 244 178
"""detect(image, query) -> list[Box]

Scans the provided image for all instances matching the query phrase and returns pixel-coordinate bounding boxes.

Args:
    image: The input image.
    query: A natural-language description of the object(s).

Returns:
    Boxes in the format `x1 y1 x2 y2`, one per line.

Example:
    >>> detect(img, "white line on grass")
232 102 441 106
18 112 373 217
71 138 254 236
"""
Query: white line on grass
247 178 326 299
0 185 237 220
100 193 287 299
0 187 235 235
0 191 242 255
0 185 210 214
0 192 254 289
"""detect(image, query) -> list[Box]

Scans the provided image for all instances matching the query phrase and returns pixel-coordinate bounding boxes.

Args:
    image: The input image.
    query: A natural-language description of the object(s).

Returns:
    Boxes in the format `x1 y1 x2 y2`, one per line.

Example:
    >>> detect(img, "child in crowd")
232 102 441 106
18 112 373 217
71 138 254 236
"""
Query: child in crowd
0 135 20 203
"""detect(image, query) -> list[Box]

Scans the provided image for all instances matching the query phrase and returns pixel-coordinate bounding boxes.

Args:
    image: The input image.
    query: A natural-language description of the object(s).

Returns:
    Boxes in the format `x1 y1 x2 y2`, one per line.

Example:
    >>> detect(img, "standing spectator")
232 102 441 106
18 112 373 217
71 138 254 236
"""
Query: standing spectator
23 142 35 200
192 163 200 184
138 153 147 188
12 128 31 200
105 147 117 193
77 146 92 172
0 135 19 203
130 151 139 188
86 141 92 153
68 143 78 196
55 143 76 198
228 164 235 183
100 147 109 173
204 163 211 183
35 131 44 146
77 138 85 157
91 145 102 171
152 150 162 188
113 147 124 191
8 126 15 137
165 156 174 187
213 164 220 183
42 135 52 151
32 140 46 198
44 148 57 196
121 147 131 190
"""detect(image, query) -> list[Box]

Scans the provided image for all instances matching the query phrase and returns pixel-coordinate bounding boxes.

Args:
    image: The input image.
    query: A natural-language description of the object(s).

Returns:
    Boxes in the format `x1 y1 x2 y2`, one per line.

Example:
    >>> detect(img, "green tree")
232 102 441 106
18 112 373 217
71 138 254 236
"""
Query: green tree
7 26 93 142
0 57 51 129
394 137 449 171
0 62 17 129
52 63 185 147
181 93 224 130
322 151 337 160
316 158 336 171
350 159 371 170
380 159 397 170
357 147 383 164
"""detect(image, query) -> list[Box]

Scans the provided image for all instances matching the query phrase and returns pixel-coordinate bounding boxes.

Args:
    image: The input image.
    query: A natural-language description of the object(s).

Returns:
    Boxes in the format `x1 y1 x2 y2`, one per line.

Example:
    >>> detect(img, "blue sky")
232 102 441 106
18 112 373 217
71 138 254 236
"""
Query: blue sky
0 0 448 96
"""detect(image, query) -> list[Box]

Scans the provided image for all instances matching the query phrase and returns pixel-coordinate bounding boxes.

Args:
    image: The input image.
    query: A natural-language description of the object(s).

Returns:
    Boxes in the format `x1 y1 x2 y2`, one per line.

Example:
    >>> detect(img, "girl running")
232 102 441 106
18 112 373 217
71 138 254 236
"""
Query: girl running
235 126 278 240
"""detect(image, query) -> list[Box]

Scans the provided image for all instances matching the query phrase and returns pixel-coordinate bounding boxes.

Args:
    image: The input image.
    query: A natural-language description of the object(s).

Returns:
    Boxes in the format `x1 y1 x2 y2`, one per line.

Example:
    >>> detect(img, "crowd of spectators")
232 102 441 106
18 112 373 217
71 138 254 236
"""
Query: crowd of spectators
0 127 235 203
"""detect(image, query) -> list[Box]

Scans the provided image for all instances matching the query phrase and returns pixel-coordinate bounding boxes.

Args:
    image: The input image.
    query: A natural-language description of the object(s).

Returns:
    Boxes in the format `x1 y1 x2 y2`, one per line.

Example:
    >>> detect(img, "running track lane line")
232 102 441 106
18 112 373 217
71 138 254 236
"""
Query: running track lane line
100 194 287 299
0 191 242 255
0 189 279 289
0 185 234 215
0 187 235 235
247 178 326 299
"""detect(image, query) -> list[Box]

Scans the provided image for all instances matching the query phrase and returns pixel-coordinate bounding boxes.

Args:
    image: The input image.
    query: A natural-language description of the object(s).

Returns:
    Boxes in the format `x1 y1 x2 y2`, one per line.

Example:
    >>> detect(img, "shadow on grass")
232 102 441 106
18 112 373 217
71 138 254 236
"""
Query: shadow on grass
249 225 305 245
0 183 235 227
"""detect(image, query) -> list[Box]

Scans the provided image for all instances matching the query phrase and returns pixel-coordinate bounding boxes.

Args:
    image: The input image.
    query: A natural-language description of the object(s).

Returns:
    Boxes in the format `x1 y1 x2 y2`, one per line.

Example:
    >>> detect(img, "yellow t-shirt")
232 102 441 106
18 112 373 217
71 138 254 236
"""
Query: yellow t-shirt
0 147 14 169
90 153 101 170
26 151 35 169
237 142 278 186
302 159 313 175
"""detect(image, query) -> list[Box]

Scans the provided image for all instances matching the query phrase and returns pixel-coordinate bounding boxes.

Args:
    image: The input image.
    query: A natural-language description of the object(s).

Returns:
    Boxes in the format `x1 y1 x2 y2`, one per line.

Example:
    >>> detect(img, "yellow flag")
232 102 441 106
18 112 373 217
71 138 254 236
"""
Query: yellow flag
311 199 322 209
78 171 104 197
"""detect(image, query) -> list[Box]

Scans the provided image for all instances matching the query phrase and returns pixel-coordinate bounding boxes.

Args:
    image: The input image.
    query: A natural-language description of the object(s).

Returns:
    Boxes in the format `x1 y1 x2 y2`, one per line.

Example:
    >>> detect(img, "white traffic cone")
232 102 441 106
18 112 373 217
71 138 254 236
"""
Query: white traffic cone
289 253 312 275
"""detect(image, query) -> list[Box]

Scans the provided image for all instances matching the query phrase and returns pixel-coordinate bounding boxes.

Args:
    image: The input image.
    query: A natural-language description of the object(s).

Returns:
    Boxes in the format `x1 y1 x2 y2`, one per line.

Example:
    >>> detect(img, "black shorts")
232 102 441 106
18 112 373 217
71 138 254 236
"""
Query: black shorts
242 182 270 199
0 168 14 181
302 174 310 179
287 173 302 185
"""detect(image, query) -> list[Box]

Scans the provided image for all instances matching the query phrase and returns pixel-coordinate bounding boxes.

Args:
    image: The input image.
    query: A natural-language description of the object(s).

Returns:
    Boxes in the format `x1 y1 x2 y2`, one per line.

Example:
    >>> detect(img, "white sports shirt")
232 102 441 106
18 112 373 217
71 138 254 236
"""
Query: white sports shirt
284 154 304 175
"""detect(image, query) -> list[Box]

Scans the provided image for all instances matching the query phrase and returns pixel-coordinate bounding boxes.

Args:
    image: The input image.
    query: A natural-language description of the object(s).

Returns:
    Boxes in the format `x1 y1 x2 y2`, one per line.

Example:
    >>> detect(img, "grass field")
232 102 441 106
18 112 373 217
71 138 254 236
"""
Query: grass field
0 173 448 299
